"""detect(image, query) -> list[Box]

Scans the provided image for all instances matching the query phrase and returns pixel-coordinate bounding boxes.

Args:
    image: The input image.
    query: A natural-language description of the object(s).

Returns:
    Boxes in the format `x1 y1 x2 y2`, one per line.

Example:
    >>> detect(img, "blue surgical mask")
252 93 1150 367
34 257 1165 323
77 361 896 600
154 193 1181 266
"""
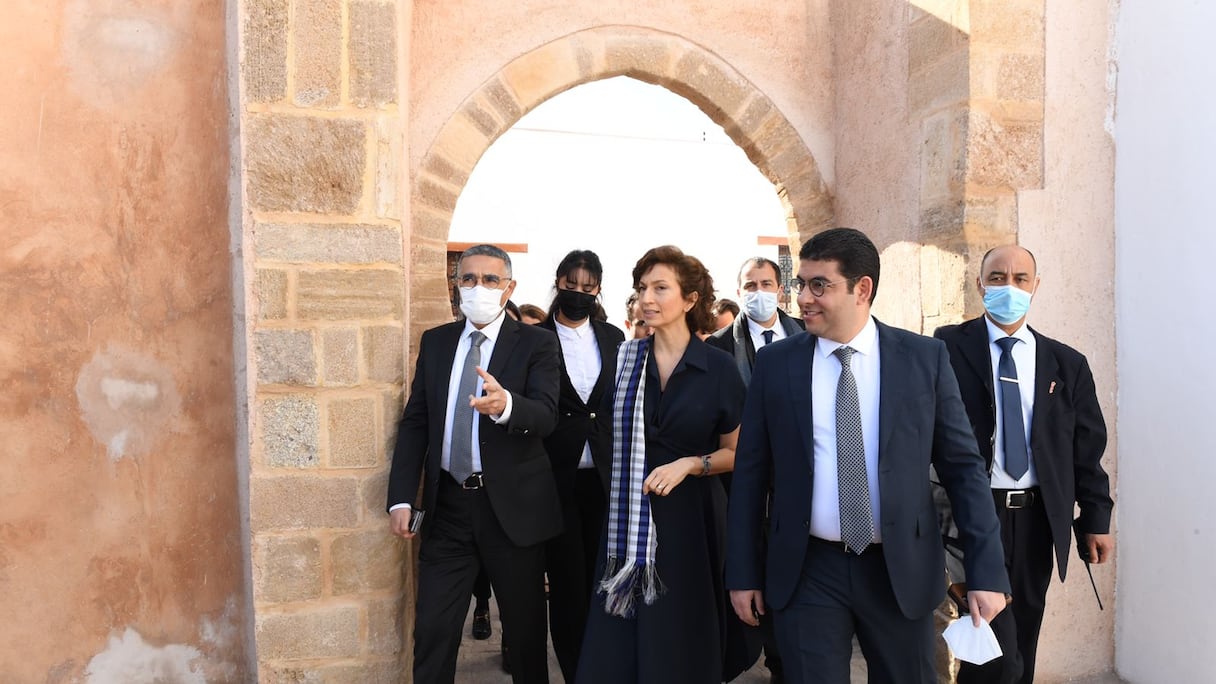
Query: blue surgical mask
982 285 1032 325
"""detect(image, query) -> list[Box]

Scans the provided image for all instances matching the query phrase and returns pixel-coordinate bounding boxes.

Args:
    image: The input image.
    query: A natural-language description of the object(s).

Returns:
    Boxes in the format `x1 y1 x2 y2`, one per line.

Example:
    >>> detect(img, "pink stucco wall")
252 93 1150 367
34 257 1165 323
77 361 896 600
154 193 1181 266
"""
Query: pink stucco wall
0 0 248 680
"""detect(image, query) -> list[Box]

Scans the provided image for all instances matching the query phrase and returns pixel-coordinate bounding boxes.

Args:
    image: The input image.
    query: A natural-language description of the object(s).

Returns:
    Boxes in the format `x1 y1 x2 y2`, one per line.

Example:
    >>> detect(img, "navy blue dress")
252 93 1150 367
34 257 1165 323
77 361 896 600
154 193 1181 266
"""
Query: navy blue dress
576 337 752 683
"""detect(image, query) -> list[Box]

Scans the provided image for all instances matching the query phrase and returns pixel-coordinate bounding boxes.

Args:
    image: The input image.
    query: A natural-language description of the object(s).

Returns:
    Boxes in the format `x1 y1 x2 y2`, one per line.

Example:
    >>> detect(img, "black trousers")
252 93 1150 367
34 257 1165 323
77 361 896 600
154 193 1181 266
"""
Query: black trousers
413 474 549 684
545 467 606 682
957 489 1053 684
774 538 936 684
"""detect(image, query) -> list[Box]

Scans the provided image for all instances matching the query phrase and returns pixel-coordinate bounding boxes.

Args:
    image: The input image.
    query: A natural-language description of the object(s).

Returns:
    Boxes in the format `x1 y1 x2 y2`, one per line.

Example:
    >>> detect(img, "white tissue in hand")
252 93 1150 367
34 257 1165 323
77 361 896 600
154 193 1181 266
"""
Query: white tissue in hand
942 616 1003 665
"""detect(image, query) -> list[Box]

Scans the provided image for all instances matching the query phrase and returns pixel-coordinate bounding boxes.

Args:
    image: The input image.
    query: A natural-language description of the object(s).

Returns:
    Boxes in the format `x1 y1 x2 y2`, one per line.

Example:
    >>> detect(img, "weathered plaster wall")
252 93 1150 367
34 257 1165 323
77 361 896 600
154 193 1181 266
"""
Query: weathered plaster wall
1019 0 1118 677
408 0 835 187
1114 1 1216 681
835 1 1119 679
0 0 247 681
832 0 924 331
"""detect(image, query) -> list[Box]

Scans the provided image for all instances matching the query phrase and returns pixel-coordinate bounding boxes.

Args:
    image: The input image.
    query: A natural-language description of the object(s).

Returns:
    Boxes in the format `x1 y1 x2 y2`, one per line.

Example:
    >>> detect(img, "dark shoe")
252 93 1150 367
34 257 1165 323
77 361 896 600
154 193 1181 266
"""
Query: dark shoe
471 607 491 640
501 644 511 674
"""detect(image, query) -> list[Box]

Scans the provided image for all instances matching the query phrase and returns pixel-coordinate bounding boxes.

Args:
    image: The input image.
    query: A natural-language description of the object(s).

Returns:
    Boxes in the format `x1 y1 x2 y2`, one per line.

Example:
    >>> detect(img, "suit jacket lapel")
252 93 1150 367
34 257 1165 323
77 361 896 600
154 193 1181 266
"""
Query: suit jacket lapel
540 318 580 402
959 317 995 404
789 333 815 468
487 316 520 378
876 320 904 461
429 323 463 471
588 320 618 406
1029 326 1058 449
778 310 804 337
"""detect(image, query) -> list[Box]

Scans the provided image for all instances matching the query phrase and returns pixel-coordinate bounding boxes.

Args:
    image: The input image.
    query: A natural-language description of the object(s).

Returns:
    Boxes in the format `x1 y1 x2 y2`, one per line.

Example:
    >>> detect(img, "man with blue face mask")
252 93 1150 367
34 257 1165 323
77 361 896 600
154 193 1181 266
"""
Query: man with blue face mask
387 243 563 684
708 257 805 388
934 245 1114 684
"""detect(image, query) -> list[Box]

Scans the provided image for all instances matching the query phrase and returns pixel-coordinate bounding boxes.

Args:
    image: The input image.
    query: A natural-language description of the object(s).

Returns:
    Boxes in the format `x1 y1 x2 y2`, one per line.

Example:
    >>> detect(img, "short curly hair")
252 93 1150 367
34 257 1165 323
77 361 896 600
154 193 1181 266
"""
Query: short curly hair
631 245 716 334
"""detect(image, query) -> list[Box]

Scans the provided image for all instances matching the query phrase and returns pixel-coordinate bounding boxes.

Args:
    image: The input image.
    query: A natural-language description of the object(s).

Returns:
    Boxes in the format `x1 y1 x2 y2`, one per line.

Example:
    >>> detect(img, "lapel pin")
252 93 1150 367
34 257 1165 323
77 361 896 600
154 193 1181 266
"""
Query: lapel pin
1049 381 1056 394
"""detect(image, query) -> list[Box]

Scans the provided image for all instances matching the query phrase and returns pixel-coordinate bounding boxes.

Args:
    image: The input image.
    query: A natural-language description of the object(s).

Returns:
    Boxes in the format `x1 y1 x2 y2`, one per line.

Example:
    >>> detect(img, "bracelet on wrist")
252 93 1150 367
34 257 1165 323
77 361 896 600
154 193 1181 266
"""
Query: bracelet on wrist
700 454 712 476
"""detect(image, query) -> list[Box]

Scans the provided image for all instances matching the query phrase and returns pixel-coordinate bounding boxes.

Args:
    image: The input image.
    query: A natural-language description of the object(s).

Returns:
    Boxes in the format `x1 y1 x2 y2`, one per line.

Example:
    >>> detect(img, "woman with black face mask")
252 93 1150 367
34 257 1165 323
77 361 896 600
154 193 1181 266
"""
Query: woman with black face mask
537 249 625 682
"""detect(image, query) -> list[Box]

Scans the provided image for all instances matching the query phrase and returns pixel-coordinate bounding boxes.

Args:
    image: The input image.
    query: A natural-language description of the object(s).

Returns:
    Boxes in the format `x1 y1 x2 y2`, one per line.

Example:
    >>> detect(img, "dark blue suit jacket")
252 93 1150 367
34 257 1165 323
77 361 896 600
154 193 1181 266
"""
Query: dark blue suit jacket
726 319 1010 619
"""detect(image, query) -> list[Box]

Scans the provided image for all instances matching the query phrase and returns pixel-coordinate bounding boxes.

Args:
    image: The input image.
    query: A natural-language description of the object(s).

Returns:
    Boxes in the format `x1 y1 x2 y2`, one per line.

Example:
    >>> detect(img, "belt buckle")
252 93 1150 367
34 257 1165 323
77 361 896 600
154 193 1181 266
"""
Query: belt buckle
1005 490 1029 509
462 473 484 490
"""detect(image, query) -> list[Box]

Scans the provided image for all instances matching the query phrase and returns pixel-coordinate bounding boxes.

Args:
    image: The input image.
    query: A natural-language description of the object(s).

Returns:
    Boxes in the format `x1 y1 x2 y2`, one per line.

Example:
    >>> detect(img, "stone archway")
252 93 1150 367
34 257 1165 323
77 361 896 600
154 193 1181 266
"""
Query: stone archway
407 26 834 350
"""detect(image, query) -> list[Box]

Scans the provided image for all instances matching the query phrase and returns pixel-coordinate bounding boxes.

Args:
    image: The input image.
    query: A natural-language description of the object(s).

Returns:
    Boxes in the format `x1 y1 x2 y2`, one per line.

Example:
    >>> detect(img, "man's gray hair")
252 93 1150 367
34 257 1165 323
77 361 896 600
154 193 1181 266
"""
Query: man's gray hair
457 244 513 278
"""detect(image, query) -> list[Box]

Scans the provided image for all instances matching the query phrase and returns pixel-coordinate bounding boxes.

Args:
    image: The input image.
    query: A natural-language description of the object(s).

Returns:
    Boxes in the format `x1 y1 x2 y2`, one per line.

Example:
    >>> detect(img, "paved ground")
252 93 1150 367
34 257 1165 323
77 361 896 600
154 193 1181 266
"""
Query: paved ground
452 597 862 683
452 597 1127 683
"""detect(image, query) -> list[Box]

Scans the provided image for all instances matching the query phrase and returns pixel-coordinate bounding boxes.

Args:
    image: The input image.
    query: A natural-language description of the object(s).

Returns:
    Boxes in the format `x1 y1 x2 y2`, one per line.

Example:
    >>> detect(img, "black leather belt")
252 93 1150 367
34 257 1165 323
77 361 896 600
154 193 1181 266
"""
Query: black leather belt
809 535 880 555
994 488 1038 509
444 472 485 490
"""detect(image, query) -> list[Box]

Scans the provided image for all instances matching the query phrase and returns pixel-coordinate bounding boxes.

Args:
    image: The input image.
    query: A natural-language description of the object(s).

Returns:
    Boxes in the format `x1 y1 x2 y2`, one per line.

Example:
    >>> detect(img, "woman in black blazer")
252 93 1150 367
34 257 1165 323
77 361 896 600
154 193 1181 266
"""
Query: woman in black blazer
539 249 625 682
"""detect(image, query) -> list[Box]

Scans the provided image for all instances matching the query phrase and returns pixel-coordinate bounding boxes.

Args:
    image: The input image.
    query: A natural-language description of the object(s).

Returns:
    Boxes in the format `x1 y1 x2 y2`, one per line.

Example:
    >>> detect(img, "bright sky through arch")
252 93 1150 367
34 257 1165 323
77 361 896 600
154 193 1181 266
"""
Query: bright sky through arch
450 76 788 332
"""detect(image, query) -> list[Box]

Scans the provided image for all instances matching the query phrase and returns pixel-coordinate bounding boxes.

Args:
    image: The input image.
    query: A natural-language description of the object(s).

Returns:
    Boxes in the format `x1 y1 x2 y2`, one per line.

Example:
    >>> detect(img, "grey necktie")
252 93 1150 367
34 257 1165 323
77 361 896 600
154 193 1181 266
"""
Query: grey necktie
996 337 1029 479
833 346 873 554
762 330 775 346
449 330 487 483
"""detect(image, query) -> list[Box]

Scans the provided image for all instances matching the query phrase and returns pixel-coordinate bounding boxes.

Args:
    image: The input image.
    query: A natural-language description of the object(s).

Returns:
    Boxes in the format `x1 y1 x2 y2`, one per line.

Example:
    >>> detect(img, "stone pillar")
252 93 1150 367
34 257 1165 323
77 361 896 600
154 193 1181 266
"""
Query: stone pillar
240 1 409 680
911 0 1045 329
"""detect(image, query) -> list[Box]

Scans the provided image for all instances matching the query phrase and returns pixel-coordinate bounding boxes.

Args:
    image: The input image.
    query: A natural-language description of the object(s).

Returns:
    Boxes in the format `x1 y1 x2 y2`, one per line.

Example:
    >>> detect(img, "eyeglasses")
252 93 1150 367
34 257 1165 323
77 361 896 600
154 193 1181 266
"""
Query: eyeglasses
793 277 854 297
457 273 509 289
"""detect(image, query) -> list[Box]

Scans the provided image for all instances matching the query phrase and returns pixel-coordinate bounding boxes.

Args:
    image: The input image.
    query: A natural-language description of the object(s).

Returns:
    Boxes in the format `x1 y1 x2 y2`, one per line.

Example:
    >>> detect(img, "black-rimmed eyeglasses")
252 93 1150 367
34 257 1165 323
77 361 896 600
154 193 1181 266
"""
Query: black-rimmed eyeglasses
792 277 854 297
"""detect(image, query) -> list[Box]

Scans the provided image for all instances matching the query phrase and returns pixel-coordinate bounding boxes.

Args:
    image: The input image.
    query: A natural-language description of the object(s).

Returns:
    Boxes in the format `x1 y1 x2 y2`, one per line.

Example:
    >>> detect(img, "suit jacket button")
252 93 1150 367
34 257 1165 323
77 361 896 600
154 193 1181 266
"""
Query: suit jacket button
803 520 810 529
589 412 596 420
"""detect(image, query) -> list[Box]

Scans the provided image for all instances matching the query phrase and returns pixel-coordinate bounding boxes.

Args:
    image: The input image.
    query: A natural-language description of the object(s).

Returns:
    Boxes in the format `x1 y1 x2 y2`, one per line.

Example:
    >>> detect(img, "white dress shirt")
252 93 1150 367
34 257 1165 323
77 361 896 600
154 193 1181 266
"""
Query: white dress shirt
556 318 602 469
810 316 882 543
747 315 789 352
985 317 1038 489
389 314 515 514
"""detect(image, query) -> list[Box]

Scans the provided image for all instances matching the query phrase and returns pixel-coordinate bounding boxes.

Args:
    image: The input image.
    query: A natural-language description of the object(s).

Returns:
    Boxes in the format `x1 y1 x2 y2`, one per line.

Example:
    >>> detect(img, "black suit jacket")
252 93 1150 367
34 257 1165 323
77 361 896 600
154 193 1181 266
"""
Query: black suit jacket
710 309 802 384
537 318 624 494
387 316 564 547
934 316 1113 580
707 309 805 385
726 320 1010 619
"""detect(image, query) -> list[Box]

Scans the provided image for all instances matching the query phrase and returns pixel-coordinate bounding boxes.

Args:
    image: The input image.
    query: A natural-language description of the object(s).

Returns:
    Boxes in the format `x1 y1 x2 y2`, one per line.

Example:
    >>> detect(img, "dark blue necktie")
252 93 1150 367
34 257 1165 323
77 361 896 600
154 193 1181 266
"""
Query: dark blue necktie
996 337 1028 479
762 330 774 346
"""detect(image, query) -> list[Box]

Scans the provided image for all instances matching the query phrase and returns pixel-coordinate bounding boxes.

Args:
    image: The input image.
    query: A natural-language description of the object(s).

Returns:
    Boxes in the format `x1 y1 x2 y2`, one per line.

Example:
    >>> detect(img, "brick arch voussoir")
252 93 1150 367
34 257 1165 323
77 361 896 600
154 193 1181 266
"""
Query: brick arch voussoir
409 27 833 339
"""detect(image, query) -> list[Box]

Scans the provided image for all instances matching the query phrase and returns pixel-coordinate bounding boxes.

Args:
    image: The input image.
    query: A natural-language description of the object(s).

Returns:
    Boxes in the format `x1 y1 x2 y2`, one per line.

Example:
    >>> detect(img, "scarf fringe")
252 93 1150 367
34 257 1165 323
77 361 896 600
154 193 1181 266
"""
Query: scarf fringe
598 556 666 618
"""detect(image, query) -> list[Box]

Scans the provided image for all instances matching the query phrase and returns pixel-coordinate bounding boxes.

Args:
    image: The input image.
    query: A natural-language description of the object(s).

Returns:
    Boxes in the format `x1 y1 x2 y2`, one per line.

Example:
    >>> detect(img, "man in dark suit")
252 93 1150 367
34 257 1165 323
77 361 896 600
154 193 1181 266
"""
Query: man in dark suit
727 228 1010 683
934 245 1113 684
709 256 805 386
388 244 563 684
708 256 804 682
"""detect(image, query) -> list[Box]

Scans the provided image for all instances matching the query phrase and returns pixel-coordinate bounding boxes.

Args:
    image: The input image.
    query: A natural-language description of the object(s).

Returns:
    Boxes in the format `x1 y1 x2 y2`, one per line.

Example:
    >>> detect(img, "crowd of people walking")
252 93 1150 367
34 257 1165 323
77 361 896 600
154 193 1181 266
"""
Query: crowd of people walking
387 229 1113 684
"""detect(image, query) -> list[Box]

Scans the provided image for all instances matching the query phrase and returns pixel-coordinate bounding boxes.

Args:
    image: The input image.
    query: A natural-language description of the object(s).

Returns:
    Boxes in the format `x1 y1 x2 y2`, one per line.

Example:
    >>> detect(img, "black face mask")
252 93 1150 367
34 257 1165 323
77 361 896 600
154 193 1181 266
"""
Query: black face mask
555 288 597 321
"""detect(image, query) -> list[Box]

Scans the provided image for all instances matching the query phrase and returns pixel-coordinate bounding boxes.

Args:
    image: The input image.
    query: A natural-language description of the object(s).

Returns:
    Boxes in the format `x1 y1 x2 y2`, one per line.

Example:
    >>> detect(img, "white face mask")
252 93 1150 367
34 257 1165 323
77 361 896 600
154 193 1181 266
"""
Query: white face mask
742 290 779 323
459 286 505 325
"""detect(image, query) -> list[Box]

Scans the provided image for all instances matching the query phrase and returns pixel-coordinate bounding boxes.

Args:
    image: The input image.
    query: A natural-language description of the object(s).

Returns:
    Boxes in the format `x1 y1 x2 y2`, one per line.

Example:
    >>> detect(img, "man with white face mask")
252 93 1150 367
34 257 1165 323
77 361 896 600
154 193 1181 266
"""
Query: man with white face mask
707 256 803 681
388 243 563 684
708 257 805 387
934 245 1113 684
